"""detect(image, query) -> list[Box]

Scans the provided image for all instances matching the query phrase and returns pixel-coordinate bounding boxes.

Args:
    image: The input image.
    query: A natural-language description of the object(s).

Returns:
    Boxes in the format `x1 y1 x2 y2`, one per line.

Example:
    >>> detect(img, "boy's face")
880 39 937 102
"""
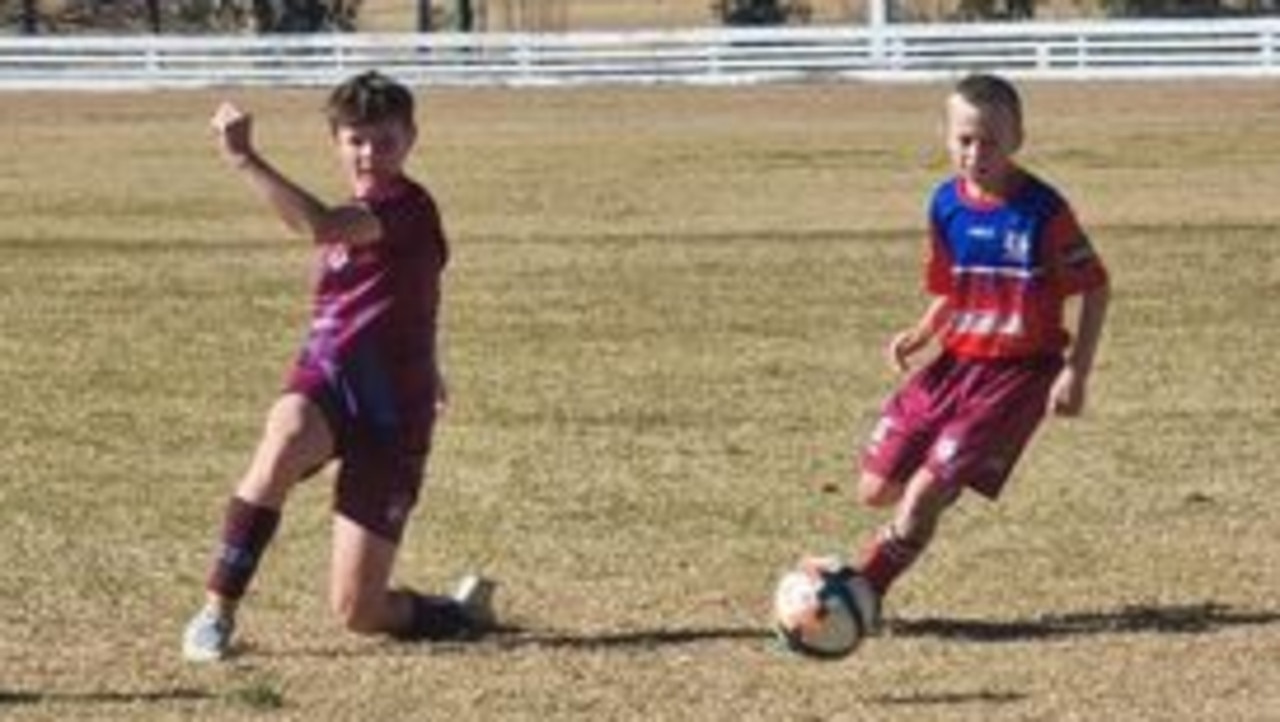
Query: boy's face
945 93 1022 195
333 117 417 197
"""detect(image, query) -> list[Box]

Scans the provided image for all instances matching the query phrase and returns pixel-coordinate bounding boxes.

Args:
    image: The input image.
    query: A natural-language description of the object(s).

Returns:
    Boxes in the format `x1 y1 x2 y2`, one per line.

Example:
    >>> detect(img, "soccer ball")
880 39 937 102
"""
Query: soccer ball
772 556 878 659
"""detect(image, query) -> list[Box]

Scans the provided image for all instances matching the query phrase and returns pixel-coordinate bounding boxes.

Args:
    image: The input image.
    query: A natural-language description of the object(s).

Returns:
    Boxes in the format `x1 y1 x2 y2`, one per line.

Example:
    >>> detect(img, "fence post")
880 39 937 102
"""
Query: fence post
515 34 533 82
145 43 160 83
868 0 888 69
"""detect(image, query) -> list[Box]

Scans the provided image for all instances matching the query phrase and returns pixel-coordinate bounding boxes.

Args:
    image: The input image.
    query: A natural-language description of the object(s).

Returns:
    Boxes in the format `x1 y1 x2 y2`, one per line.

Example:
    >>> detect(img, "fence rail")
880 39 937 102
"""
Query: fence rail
2 19 1278 89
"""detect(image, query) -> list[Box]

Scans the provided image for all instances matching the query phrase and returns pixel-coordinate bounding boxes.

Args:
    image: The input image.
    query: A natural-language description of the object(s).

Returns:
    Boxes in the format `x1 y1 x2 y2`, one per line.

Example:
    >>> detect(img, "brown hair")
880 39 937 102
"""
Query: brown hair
953 73 1022 128
324 70 415 131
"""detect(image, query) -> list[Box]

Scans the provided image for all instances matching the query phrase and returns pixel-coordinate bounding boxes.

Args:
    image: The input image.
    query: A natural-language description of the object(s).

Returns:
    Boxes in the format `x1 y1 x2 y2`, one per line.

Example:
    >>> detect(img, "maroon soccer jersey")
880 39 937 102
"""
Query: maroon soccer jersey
284 177 448 540
287 176 447 437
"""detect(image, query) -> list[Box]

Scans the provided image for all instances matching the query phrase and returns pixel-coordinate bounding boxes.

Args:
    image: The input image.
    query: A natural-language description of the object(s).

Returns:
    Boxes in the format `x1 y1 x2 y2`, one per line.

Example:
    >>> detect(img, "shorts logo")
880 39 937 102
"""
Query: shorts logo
934 436 959 466
386 492 411 529
868 417 894 453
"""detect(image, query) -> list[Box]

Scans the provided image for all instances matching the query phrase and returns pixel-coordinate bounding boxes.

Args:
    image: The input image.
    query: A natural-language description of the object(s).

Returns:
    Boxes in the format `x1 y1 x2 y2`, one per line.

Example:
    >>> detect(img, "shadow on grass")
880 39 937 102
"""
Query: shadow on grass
0 688 212 707
888 601 1279 643
244 602 1280 660
867 689 1028 707
261 623 772 659
488 624 772 652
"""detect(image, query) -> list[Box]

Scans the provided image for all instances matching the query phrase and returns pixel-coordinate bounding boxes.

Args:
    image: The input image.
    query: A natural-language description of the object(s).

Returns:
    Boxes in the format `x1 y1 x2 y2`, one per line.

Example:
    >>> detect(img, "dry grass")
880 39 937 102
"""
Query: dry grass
0 80 1278 721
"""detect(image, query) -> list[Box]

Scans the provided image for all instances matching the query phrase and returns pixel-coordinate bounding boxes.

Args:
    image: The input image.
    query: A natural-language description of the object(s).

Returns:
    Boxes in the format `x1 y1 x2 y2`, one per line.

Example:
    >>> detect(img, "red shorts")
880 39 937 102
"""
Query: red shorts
859 352 1061 499
287 346 436 543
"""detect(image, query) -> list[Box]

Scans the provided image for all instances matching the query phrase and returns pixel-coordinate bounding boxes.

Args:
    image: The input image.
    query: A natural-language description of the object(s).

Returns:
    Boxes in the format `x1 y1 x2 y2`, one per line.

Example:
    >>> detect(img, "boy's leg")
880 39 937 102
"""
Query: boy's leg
209 393 335 606
858 471 905 508
857 359 949 508
329 431 496 641
330 515 479 640
184 393 333 662
856 468 961 599
235 393 336 509
330 514 412 634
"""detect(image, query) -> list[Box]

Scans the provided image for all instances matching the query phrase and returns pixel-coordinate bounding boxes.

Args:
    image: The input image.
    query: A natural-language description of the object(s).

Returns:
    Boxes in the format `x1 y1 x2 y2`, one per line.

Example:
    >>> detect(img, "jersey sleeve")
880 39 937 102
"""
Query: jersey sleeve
925 224 953 296
1044 204 1108 296
923 185 955 296
373 186 450 269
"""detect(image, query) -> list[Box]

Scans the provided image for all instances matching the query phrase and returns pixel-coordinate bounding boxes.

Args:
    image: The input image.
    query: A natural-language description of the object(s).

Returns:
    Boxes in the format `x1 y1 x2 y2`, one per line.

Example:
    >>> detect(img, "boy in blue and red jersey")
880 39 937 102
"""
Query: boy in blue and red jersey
851 74 1110 624
182 71 494 662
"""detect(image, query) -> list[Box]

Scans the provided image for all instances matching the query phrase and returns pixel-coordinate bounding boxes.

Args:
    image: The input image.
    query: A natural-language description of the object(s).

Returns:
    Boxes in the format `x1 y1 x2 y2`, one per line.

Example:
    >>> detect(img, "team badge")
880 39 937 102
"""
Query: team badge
1003 231 1031 264
325 246 350 271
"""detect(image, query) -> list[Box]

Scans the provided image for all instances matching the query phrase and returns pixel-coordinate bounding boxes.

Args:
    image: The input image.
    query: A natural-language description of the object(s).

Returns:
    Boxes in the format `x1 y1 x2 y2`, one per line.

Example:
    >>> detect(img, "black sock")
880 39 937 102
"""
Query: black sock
393 590 468 641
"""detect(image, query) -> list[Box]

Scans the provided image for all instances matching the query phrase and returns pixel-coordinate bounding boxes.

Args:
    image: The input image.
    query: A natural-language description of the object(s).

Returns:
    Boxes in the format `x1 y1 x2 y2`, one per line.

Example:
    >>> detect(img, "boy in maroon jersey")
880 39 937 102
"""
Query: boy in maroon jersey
848 74 1110 627
183 71 494 662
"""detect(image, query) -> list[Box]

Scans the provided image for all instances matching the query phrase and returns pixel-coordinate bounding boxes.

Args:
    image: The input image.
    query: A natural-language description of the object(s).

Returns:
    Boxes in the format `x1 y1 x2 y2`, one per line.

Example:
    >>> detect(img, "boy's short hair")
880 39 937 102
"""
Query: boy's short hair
953 73 1022 127
325 70 415 131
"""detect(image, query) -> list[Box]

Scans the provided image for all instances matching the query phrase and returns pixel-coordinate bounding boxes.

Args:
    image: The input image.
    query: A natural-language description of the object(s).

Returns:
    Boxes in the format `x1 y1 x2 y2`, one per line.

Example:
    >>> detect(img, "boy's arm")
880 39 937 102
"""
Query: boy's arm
888 295 952 373
1051 283 1110 416
211 102 380 246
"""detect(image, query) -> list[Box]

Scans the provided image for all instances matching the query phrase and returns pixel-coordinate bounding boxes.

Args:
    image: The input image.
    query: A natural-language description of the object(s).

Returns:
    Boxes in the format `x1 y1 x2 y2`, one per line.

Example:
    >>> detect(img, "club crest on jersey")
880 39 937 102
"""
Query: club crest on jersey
325 246 350 271
1003 231 1032 264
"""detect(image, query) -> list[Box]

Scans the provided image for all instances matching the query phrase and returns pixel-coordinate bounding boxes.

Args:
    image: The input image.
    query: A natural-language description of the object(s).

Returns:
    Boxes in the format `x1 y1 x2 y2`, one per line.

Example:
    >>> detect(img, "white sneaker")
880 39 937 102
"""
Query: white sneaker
452 574 497 633
182 607 235 662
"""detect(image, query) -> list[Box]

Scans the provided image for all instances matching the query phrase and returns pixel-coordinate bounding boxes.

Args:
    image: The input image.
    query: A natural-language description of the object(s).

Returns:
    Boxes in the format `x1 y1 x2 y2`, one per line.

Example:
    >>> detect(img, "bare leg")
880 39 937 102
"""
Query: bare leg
857 467 961 596
205 393 334 615
329 515 413 634
185 393 336 661
235 393 335 508
858 470 906 508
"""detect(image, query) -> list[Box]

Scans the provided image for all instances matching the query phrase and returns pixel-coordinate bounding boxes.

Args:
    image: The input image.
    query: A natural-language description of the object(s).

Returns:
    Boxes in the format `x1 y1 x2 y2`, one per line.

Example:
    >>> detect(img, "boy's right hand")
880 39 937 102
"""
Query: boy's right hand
210 102 255 167
887 330 926 374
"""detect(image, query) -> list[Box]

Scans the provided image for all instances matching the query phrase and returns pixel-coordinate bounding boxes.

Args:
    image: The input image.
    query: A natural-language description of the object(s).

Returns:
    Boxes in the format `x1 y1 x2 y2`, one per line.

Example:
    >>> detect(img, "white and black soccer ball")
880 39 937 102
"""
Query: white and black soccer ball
772 556 879 659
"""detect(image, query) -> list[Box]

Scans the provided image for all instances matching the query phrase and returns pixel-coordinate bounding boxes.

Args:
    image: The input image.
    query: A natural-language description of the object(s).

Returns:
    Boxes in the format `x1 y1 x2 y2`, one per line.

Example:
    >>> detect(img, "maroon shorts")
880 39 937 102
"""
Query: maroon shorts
287 347 435 543
859 352 1062 499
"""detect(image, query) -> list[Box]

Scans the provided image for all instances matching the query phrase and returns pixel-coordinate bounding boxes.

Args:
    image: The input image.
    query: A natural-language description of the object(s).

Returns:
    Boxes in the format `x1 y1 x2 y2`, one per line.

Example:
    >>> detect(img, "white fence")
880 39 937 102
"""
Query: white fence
1 18 1279 89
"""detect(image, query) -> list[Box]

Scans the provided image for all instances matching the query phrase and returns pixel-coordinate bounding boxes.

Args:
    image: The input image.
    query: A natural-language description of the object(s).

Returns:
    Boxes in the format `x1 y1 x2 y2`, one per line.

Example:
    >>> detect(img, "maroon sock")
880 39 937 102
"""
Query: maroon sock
857 524 925 597
205 496 281 600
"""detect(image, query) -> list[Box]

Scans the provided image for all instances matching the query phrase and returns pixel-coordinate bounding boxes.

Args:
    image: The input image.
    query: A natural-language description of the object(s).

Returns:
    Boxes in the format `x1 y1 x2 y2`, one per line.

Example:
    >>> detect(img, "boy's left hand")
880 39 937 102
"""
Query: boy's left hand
1049 366 1087 417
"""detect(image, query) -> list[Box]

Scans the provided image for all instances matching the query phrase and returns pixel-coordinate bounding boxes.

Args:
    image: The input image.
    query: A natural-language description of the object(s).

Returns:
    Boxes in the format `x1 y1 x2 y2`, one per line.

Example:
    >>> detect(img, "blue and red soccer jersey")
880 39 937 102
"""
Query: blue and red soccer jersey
925 172 1108 360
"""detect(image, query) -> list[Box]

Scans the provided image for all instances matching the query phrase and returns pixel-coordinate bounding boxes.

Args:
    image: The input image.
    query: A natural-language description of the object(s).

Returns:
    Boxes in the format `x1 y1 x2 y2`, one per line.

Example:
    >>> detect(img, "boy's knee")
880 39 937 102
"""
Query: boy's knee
893 475 961 542
857 471 903 508
237 396 331 503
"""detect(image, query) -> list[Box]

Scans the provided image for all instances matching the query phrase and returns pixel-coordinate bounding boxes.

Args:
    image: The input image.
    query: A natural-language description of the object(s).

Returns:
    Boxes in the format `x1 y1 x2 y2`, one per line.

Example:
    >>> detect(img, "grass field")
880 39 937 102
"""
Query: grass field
1 80 1278 720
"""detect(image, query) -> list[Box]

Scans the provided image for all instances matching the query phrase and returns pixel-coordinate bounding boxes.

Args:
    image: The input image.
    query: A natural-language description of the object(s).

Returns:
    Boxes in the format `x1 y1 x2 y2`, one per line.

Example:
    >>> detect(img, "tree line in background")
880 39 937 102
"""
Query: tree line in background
3 0 360 33
3 0 1277 34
